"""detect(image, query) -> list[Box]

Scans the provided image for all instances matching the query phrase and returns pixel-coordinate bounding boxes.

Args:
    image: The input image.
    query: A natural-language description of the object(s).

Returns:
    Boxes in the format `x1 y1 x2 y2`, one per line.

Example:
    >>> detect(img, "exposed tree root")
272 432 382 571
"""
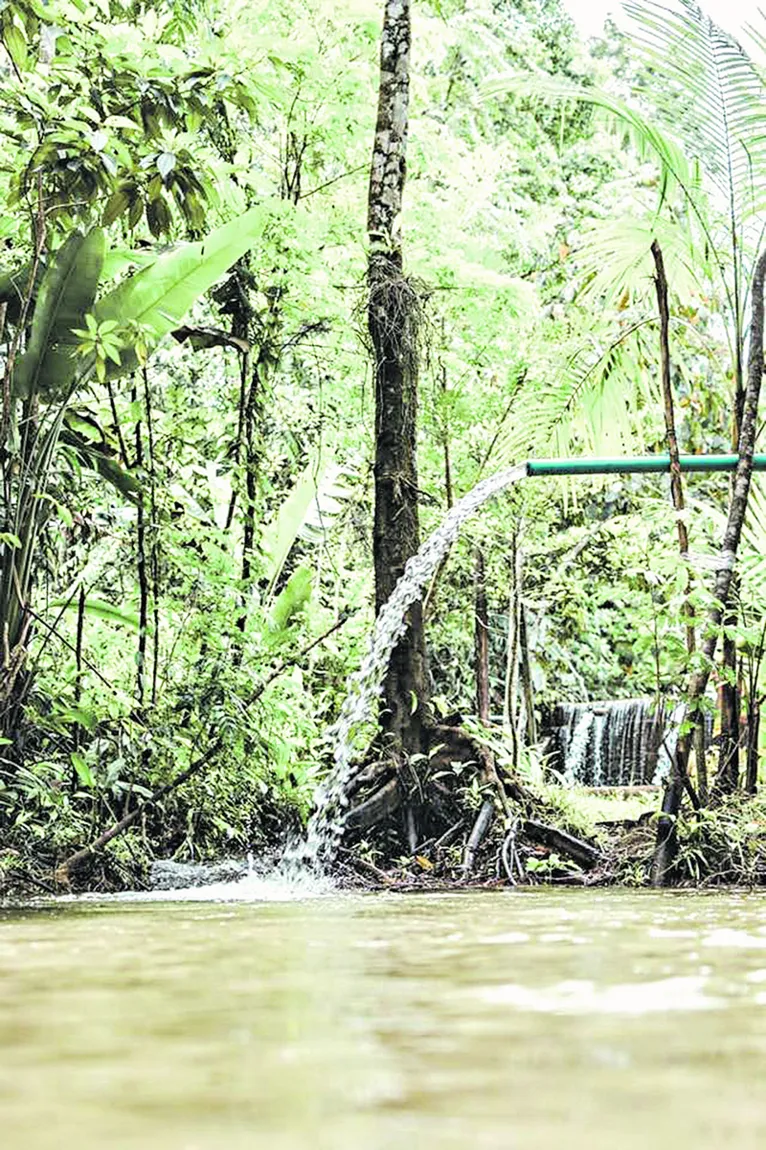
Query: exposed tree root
344 777 401 832
340 717 606 885
462 799 495 875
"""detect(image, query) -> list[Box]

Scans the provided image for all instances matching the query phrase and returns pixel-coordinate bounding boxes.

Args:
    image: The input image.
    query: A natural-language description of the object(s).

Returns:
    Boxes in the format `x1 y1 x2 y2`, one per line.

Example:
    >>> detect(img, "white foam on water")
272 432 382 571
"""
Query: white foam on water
475 975 723 1015
702 928 766 949
477 931 532 945
62 866 336 905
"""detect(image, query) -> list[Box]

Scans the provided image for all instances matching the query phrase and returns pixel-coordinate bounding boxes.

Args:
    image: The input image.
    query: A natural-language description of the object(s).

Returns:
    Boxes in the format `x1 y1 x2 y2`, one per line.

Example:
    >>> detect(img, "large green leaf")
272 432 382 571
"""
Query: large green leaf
50 595 141 631
266 564 313 649
59 423 142 502
262 453 347 597
14 229 106 401
93 204 272 377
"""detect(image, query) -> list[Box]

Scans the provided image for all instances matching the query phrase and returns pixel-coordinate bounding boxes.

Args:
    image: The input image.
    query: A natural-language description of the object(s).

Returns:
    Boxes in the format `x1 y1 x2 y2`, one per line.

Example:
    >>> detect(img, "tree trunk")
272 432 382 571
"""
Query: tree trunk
368 0 428 767
73 585 86 757
132 376 148 709
651 240 708 803
744 624 764 795
519 603 537 744
503 533 522 769
143 368 161 707
746 705 760 795
651 241 695 653
652 247 766 885
716 616 741 795
474 548 490 724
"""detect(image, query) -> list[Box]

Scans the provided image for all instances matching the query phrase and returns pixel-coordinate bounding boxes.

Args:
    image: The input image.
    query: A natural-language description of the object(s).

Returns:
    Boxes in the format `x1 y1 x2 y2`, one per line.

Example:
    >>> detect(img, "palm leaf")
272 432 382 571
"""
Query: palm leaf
483 5 766 357
575 214 703 307
491 323 645 466
481 72 696 208
624 1 766 222
624 0 766 364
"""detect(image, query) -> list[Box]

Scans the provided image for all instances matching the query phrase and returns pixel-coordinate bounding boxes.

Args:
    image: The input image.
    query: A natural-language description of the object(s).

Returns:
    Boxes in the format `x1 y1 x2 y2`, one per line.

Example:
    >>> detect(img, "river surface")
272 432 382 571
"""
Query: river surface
3 886 766 1148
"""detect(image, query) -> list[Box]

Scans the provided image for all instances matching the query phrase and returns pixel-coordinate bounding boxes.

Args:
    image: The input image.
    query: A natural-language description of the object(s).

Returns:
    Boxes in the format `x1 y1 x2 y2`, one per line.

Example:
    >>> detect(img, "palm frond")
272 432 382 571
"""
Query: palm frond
484 5 766 388
492 321 648 465
625 0 766 371
625 1 766 225
575 213 704 306
481 72 697 208
743 12 766 61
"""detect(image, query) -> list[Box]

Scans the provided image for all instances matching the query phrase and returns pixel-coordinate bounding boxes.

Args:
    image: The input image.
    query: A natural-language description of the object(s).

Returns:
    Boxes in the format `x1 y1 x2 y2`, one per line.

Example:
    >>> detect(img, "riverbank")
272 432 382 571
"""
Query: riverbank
4 785 766 901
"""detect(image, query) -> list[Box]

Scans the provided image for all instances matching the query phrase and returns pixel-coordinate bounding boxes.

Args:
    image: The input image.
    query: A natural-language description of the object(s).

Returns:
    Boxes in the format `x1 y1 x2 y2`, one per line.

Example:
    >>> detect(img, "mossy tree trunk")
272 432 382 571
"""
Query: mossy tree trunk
367 0 429 798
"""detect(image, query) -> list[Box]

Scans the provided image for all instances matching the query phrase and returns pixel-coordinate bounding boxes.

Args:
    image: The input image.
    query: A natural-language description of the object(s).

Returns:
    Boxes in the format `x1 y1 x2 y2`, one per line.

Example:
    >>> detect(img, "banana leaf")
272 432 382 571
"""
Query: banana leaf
94 204 273 377
14 229 105 400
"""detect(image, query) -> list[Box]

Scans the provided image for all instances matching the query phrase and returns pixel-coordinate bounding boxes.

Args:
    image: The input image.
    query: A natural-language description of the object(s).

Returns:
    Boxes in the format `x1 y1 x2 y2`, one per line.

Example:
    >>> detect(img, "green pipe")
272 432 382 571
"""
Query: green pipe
526 454 766 477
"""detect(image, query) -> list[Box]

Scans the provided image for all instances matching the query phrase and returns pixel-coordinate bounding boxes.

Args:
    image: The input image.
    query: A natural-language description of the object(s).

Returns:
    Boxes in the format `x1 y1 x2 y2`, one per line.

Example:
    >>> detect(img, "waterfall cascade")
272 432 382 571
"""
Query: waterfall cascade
549 700 668 786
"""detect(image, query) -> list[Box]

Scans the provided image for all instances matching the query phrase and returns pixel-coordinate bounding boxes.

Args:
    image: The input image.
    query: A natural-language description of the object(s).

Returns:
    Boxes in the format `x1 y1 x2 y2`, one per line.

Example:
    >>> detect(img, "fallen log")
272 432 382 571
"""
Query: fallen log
523 819 602 871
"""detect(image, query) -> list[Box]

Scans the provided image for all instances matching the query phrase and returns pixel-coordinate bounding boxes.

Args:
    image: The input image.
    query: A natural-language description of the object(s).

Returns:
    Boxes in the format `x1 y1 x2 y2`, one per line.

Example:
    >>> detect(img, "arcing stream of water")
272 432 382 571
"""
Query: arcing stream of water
239 452 763 882
298 463 527 869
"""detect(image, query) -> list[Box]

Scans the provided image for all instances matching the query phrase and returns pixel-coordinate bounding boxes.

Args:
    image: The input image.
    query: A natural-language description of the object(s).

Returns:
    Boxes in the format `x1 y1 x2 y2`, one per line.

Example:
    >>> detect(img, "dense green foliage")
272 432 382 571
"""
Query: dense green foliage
1 0 765 890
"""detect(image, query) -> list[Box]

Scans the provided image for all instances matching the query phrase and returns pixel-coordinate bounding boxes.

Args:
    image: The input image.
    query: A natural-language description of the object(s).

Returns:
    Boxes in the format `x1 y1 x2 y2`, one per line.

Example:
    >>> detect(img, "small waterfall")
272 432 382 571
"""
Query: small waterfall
592 713 606 786
563 711 594 784
551 700 667 787
297 462 528 869
653 703 714 784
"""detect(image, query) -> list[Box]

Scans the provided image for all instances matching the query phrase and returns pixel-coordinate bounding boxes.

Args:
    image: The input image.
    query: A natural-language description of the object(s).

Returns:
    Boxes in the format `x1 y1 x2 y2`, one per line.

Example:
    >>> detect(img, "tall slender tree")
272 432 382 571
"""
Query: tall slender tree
652 247 766 884
367 0 429 839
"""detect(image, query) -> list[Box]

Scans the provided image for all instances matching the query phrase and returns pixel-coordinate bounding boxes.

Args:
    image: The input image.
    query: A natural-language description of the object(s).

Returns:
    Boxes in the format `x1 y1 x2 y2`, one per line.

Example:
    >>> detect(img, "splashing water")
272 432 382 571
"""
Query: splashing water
295 463 528 870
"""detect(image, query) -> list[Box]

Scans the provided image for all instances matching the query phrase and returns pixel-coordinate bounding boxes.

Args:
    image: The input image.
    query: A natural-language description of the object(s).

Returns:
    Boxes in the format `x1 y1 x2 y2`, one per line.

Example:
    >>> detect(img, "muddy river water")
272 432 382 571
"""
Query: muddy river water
2 886 766 1148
